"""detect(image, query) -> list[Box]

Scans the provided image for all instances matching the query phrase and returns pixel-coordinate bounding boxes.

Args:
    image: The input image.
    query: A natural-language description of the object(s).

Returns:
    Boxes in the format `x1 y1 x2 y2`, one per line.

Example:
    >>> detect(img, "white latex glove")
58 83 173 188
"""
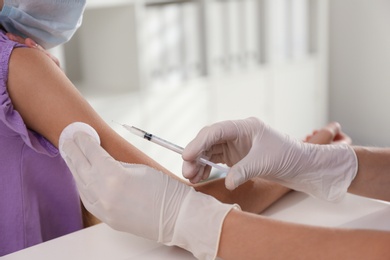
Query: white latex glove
182 117 358 202
59 122 239 260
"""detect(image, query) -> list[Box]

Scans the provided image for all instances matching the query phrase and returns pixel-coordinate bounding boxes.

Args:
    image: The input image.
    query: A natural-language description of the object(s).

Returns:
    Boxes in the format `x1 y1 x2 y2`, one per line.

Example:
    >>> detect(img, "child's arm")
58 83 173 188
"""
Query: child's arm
8 47 177 178
6 47 291 214
7 47 350 215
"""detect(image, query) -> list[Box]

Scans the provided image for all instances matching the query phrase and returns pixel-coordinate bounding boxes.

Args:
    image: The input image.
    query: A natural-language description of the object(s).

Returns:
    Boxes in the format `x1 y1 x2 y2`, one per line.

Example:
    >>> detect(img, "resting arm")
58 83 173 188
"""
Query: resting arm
218 209 390 260
348 147 390 202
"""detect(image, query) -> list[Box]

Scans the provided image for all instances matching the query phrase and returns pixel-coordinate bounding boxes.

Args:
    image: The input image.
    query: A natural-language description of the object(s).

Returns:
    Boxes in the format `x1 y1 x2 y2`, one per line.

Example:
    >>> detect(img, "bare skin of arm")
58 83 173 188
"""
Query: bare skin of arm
7 48 171 177
348 147 390 202
218 209 390 260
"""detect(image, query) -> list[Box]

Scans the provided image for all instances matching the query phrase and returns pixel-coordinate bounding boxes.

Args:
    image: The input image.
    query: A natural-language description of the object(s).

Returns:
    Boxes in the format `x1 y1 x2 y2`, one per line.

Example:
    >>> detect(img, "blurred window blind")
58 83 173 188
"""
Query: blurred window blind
144 0 204 89
142 0 319 87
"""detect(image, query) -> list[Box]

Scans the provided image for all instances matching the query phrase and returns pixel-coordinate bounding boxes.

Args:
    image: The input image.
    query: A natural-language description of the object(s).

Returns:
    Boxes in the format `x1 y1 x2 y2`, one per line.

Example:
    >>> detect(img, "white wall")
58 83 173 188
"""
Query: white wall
329 0 390 146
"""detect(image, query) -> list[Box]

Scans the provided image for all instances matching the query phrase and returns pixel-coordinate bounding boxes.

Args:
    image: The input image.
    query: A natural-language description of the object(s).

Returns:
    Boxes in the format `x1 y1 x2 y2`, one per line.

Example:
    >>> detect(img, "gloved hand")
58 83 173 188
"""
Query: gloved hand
59 122 239 260
182 117 358 202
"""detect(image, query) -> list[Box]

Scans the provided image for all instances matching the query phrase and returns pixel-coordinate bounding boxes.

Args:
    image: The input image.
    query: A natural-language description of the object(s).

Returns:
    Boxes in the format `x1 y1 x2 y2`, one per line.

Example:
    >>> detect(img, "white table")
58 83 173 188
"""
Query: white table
4 192 390 259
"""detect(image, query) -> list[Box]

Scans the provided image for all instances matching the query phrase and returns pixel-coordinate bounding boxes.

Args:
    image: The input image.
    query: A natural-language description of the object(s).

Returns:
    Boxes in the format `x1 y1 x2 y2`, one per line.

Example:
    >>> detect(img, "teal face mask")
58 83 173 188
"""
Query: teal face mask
0 0 86 49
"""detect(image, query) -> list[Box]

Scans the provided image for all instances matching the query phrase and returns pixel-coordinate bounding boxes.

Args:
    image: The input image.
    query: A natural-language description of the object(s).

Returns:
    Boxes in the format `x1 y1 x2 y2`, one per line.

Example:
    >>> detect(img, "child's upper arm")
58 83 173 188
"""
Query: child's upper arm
7 47 97 147
6 47 175 176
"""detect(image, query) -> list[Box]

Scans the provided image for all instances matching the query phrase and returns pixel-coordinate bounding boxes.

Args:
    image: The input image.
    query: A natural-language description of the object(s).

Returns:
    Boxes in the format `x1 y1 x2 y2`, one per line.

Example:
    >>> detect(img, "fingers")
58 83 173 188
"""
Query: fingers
59 122 101 158
6 33 61 67
182 159 212 184
24 38 39 48
224 156 252 190
60 124 107 206
225 169 241 190
333 131 352 145
59 122 101 186
326 121 341 134
61 138 90 180
305 122 341 144
182 145 219 181
182 160 203 179
27 38 61 67
61 136 102 205
305 122 353 145
25 38 61 68
182 120 238 182
73 131 109 168
332 124 352 145
61 133 99 186
182 120 238 161
6 33 25 44
182 117 265 184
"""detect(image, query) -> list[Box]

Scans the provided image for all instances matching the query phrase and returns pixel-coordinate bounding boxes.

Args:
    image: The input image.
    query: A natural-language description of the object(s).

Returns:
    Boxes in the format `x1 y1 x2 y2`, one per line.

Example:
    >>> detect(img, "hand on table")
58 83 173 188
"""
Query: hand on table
304 122 352 145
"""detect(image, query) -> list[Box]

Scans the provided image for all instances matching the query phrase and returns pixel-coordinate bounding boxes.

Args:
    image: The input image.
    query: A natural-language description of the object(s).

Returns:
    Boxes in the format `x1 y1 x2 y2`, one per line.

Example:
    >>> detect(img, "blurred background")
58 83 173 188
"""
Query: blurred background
51 0 390 175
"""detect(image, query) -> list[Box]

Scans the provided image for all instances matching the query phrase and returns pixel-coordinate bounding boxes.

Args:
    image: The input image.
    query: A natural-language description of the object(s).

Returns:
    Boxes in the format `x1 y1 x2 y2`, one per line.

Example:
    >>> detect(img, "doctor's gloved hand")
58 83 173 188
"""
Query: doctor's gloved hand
182 117 358 202
59 123 239 260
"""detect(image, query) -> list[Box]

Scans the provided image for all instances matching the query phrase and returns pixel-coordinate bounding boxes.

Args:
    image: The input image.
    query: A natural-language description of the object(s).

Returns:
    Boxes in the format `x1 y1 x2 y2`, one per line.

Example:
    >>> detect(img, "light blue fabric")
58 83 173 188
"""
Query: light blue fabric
0 0 86 49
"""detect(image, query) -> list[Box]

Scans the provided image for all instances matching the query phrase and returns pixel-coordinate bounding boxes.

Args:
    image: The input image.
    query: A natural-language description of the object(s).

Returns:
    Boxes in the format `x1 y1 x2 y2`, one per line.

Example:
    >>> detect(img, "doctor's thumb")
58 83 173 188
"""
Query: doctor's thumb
224 167 247 191
225 156 259 190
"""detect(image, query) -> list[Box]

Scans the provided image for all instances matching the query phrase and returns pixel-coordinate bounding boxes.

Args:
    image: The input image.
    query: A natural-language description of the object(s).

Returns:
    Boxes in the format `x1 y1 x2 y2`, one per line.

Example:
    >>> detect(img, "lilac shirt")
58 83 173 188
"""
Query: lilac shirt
0 30 83 256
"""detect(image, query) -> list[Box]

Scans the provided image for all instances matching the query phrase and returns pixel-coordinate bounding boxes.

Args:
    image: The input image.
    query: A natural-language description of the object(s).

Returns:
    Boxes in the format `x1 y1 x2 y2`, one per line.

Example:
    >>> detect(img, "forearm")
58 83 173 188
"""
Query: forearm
218 210 390 259
348 146 390 202
195 178 291 214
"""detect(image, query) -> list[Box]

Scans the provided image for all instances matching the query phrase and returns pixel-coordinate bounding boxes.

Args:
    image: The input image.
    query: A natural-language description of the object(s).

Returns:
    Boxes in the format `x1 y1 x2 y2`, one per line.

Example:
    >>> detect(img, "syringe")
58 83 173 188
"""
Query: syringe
120 124 230 174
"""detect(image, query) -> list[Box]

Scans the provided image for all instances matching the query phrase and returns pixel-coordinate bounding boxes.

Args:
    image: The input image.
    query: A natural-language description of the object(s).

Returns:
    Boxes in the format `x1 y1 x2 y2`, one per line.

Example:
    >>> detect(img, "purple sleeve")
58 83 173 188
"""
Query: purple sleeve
0 30 58 156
